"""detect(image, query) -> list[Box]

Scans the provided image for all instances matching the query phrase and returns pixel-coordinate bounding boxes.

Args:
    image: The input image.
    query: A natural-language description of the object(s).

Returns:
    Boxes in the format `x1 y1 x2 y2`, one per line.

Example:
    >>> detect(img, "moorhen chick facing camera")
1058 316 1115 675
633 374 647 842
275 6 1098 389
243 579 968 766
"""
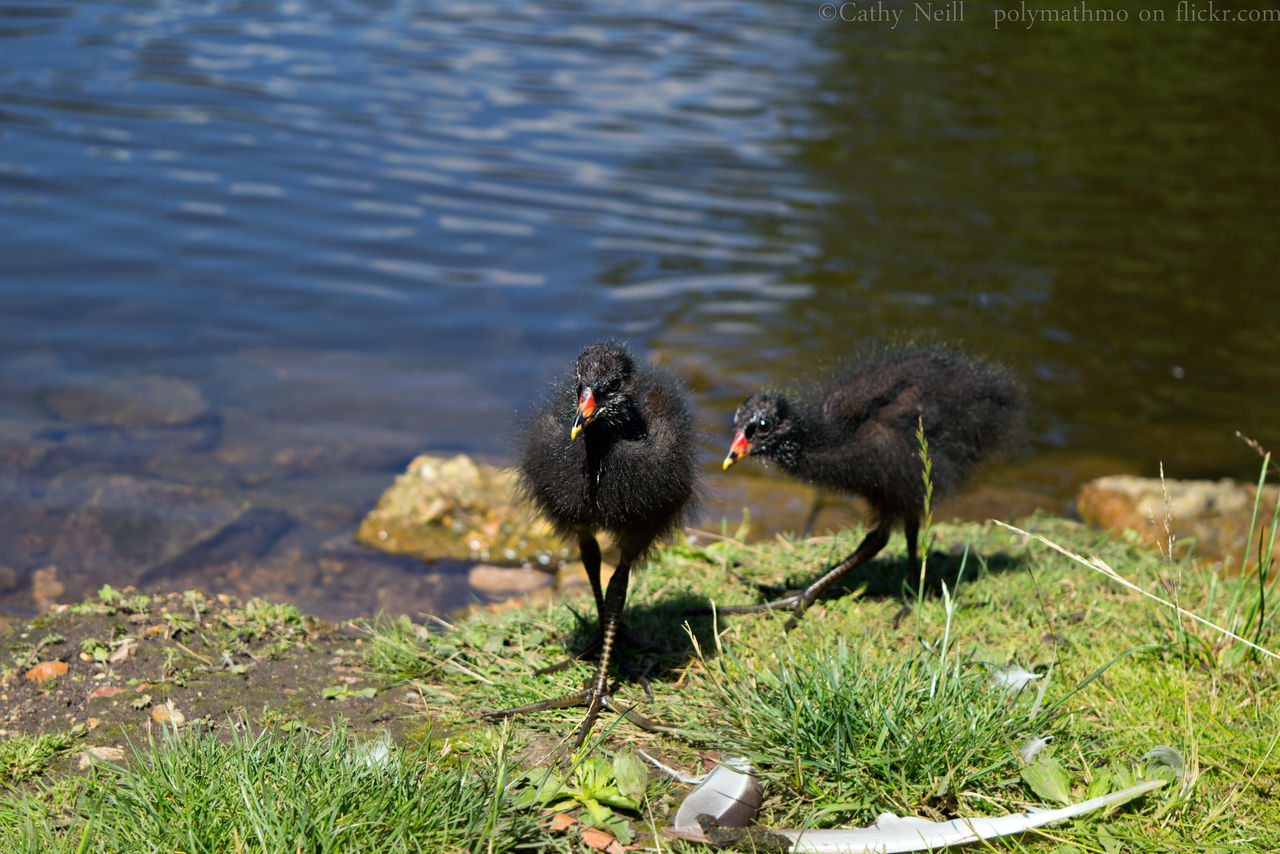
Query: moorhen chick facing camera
719 347 1024 630
485 341 697 746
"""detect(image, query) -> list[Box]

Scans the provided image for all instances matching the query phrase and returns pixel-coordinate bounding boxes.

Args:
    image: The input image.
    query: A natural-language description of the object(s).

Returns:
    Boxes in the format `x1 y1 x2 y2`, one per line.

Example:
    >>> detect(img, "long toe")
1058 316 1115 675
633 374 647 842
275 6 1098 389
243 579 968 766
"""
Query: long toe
534 631 605 676
602 696 676 734
686 592 803 617
481 688 592 720
481 684 619 750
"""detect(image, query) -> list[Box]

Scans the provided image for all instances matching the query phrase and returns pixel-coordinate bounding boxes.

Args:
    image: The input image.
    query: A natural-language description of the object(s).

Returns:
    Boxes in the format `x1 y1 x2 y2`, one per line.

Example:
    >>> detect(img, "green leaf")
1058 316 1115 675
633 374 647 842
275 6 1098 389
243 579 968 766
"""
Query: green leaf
1085 769 1112 800
572 756 606 792
515 768 571 807
1097 824 1124 854
592 789 640 812
603 812 635 846
1020 757 1071 805
322 686 345 700
581 798 614 827
612 750 647 803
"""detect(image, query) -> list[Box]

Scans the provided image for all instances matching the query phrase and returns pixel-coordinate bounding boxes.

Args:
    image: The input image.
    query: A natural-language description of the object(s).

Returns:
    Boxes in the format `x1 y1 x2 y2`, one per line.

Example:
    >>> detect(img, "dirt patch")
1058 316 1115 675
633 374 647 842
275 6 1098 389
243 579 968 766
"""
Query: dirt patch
0 589 430 771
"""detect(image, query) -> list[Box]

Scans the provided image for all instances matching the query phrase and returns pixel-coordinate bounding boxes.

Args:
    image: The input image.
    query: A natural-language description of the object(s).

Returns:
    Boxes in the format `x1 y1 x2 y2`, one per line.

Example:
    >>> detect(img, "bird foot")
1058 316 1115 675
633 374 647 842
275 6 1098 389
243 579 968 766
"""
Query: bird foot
481 676 670 742
685 592 802 617
482 683 623 749
687 589 821 632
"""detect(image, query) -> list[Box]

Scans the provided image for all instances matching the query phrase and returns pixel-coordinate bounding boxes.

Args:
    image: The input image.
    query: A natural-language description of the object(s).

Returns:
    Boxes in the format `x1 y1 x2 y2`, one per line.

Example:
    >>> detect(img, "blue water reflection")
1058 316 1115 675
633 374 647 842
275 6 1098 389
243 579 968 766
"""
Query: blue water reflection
2 0 1277 618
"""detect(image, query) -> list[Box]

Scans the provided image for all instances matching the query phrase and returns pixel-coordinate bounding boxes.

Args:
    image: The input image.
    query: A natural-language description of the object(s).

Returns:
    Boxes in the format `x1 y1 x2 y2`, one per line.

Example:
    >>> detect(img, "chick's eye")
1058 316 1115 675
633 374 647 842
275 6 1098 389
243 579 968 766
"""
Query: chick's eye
756 418 770 432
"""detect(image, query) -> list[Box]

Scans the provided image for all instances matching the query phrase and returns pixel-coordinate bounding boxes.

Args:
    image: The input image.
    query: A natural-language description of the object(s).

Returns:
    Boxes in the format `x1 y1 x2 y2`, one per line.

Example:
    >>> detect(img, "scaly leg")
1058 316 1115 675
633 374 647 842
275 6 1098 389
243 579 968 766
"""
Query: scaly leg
904 514 920 579
482 555 636 749
534 534 604 676
568 558 632 746
691 525 892 631
534 536 665 677
783 525 891 630
890 515 923 628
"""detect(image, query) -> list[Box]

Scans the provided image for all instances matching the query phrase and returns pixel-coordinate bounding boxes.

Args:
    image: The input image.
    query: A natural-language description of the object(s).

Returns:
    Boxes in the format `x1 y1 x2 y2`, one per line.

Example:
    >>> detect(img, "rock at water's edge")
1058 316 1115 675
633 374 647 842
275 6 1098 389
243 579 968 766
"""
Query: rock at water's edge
356 454 570 566
1077 475 1279 566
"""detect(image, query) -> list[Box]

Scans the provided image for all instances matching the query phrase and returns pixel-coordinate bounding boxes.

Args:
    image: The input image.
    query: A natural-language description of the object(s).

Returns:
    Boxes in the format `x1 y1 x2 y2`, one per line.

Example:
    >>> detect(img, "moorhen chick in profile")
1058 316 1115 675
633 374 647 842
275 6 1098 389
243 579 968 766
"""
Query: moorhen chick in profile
485 341 697 746
718 347 1024 630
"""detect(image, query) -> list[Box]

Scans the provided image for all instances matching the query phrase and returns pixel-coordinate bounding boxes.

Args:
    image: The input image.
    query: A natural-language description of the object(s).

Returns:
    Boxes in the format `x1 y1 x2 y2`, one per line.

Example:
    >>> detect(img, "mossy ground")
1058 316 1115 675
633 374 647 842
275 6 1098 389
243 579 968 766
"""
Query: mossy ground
2 513 1277 852
0 589 404 777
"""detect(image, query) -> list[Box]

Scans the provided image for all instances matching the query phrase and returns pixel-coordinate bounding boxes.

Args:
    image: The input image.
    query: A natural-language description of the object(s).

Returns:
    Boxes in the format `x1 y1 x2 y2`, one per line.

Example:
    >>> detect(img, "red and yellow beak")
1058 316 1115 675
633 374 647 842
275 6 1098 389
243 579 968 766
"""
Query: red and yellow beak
723 428 751 470
570 387 596 440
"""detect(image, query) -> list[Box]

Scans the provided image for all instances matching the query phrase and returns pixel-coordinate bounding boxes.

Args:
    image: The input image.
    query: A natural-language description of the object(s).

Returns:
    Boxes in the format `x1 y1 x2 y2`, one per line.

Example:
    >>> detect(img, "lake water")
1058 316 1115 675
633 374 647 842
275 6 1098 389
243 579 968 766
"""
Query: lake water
3 0 1278 620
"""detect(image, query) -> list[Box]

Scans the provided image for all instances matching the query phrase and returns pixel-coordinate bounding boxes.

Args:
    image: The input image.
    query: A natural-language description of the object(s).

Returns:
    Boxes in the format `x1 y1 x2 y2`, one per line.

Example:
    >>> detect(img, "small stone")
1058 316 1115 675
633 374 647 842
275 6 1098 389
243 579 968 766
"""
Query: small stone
355 453 566 563
77 746 126 769
25 660 68 681
556 561 616 592
152 701 185 727
31 565 64 613
468 564 554 597
88 685 125 700
108 639 137 664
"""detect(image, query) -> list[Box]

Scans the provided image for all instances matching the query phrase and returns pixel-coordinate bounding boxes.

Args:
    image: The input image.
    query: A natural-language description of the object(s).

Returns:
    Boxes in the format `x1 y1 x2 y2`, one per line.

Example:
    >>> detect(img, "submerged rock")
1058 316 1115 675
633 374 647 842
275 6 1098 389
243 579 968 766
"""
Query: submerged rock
137 507 296 588
41 375 210 429
356 454 570 566
0 436 251 612
1077 475 1280 567
38 473 248 605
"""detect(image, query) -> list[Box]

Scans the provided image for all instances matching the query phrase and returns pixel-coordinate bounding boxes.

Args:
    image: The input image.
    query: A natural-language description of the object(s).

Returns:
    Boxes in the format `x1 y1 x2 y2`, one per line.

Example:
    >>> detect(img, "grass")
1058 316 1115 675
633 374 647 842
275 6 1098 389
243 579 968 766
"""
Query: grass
689 636 1049 817
0 731 82 785
0 721 546 854
351 506 1278 849
2 460 1279 851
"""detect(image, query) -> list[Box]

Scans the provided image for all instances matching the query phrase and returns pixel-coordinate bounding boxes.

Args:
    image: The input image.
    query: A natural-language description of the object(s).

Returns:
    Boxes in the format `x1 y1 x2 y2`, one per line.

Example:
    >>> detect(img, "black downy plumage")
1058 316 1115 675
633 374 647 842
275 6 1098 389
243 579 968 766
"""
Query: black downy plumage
720 347 1024 630
486 341 697 746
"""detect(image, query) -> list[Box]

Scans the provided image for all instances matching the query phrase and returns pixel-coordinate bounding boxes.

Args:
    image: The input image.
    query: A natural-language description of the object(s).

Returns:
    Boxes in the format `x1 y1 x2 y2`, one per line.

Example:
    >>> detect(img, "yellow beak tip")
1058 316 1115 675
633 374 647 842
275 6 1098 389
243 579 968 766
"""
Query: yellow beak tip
722 455 736 471
570 424 583 441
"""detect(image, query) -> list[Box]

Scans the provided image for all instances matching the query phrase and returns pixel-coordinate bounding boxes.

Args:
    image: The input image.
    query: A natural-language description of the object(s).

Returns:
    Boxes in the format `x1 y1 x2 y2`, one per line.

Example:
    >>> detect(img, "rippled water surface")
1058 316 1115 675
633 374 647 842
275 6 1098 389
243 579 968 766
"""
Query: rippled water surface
3 0 1278 619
